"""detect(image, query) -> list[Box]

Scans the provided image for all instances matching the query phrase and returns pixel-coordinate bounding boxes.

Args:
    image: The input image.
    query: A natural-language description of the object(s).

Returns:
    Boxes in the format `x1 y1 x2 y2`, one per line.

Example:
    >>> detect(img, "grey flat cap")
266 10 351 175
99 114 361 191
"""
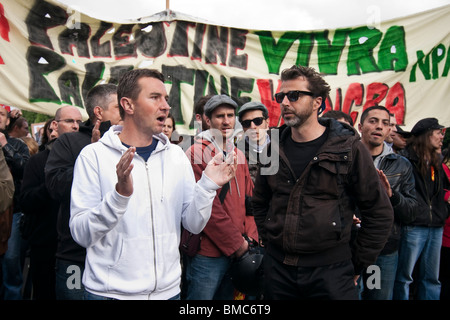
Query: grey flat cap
238 101 269 121
204 94 238 118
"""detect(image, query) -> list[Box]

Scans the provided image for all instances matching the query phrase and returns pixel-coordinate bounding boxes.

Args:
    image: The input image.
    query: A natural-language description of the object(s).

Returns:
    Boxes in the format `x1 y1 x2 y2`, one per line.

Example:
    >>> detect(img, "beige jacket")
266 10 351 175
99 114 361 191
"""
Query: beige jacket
0 146 14 255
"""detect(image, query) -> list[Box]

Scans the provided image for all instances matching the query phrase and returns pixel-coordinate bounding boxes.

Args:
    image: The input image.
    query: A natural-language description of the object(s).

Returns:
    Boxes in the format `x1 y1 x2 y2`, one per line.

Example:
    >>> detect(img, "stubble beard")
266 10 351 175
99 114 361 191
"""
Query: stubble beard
283 115 304 128
283 105 314 129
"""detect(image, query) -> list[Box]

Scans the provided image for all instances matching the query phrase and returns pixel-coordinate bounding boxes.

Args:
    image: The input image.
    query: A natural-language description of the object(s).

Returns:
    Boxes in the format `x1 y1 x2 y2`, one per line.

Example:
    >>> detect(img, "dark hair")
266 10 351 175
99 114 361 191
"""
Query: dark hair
40 117 55 147
7 116 27 134
408 131 442 178
85 84 118 121
280 65 330 101
359 105 390 124
194 94 214 116
117 69 165 119
322 110 354 126
166 113 176 132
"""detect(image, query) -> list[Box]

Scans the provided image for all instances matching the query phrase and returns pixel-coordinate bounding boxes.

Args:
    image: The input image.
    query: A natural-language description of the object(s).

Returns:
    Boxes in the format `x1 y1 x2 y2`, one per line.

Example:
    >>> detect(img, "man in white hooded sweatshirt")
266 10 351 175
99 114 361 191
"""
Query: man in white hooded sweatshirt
69 69 237 300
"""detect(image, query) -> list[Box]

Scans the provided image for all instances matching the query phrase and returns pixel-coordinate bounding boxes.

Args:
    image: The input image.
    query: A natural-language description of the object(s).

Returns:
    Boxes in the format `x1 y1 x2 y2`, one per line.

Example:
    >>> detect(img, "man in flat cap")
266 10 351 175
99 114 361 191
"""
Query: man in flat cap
237 101 271 183
394 117 449 300
184 94 257 300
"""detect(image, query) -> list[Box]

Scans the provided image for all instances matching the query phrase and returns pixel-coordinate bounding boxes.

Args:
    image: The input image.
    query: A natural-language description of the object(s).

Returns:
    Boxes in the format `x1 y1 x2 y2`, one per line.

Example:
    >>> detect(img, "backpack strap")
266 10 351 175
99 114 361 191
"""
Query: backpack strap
218 182 229 204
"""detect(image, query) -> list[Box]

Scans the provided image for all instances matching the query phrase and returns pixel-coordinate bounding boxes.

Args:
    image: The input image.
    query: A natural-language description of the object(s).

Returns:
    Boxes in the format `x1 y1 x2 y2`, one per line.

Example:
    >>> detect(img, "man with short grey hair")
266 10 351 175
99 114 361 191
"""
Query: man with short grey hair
45 85 120 299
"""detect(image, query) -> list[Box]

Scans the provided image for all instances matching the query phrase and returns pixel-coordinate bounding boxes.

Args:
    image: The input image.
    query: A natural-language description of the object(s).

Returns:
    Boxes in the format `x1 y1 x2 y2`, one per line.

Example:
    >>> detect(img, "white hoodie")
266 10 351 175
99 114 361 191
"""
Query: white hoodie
70 125 219 300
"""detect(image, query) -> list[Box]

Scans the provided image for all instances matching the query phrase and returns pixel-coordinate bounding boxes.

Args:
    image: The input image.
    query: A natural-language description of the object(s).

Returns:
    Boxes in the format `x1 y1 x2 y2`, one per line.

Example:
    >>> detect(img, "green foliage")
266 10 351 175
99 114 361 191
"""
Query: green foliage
444 128 450 150
22 110 52 125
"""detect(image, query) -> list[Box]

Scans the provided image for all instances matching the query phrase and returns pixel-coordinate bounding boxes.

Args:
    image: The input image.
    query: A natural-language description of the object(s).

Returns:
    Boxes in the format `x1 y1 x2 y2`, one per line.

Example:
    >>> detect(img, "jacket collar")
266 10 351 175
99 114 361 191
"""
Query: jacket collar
279 117 357 143
79 119 112 138
373 142 395 168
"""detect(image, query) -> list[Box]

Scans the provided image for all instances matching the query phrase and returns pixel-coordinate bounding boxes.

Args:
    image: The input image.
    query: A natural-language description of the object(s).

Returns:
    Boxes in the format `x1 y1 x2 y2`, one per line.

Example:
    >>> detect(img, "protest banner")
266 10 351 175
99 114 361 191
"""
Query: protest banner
0 0 448 132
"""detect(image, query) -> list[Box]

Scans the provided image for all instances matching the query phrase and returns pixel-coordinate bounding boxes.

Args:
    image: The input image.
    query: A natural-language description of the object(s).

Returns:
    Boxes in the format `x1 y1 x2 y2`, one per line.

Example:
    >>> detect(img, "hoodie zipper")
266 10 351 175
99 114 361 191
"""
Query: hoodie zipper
145 161 158 294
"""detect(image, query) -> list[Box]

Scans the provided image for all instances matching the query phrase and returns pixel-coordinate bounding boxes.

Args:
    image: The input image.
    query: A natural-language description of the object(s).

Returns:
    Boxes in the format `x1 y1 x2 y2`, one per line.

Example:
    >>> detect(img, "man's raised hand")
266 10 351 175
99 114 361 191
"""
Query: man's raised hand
204 151 237 187
115 147 135 197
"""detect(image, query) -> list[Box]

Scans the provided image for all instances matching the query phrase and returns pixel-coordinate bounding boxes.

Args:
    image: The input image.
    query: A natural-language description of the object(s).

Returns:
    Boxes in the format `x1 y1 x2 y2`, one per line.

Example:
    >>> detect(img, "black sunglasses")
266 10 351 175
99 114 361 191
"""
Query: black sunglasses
241 117 265 128
274 90 315 103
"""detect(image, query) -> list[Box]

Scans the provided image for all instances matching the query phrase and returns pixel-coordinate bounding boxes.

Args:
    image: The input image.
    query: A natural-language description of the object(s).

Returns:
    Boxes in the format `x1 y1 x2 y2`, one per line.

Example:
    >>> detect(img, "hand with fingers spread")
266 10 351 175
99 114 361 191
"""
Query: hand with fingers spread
115 146 135 197
377 169 392 197
91 120 101 143
204 151 237 187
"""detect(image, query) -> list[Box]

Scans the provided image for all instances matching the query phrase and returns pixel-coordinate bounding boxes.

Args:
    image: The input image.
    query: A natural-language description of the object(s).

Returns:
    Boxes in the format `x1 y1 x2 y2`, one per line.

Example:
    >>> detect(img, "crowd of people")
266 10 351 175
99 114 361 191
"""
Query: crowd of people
0 65 449 300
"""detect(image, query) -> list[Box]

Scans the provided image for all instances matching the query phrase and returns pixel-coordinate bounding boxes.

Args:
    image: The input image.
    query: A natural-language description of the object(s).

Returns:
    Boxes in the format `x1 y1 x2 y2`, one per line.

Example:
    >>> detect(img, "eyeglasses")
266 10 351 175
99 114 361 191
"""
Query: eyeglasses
274 90 315 103
56 119 82 125
241 117 265 128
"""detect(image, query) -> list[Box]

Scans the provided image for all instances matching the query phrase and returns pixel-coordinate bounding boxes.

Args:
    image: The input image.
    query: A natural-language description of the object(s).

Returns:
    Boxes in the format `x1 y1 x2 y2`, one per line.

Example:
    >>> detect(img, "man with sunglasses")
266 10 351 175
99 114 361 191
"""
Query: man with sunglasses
237 101 271 183
252 65 393 299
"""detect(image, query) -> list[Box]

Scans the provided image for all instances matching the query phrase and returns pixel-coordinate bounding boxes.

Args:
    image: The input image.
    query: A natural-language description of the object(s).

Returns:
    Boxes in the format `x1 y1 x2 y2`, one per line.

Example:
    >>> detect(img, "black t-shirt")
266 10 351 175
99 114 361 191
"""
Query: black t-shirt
284 128 329 179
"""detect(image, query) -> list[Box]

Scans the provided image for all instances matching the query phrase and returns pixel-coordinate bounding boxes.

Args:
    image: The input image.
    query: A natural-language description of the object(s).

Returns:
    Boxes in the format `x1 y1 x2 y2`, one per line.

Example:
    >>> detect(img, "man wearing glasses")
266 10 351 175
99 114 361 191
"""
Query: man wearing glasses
237 101 271 183
52 106 83 134
252 65 394 299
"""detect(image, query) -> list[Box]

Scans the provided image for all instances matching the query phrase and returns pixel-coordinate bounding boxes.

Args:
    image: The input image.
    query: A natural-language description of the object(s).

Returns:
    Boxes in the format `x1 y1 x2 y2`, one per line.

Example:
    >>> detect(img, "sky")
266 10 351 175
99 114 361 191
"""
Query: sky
56 0 450 30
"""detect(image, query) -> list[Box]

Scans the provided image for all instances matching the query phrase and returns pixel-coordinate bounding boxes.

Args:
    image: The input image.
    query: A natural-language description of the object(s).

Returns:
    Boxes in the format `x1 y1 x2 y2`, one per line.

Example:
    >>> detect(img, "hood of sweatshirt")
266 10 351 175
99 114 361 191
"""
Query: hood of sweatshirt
195 129 236 155
99 125 170 153
99 125 172 201
373 142 395 169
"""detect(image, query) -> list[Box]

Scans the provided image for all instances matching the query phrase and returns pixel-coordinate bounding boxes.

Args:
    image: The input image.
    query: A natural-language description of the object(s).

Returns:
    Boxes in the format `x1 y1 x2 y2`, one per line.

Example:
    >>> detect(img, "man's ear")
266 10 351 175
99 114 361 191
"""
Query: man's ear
93 106 103 121
120 97 134 115
205 116 212 128
313 96 322 112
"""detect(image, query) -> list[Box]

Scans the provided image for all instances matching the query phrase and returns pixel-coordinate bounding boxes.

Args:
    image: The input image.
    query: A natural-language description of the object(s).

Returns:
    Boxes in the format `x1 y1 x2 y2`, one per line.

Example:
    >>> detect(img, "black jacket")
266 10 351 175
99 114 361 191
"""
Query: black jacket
20 141 59 251
2 133 30 213
252 118 393 274
45 120 111 263
399 145 450 227
236 130 273 184
373 145 418 254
